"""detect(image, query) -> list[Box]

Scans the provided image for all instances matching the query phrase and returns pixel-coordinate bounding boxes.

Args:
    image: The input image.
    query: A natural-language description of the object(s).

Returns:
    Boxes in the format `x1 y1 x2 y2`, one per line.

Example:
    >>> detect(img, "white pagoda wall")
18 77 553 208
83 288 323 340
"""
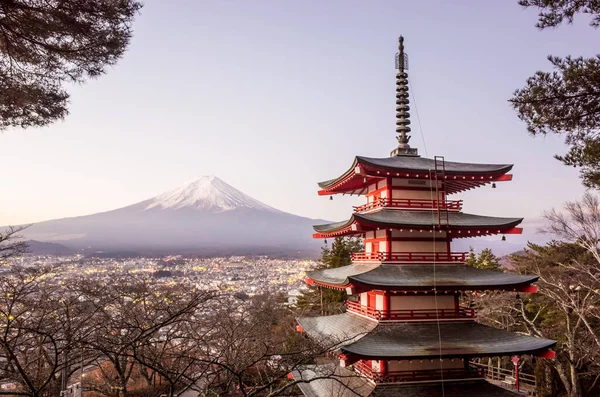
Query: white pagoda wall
389 295 454 311
391 178 441 189
360 292 368 307
376 294 384 311
357 294 456 311
372 360 380 372
390 189 443 201
390 240 447 252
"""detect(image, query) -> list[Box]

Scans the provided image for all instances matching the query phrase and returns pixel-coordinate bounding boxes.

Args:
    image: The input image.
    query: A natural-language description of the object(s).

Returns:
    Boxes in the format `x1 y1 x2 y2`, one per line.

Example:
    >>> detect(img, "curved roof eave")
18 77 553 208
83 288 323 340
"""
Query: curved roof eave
313 211 523 234
357 156 514 175
317 156 514 189
340 321 556 359
307 264 539 290
317 157 360 189
313 216 357 233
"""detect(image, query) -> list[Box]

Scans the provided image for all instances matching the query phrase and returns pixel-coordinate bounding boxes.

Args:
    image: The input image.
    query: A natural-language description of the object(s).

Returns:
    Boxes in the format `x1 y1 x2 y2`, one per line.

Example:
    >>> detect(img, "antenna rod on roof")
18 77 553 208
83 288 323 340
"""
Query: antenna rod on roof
391 36 419 157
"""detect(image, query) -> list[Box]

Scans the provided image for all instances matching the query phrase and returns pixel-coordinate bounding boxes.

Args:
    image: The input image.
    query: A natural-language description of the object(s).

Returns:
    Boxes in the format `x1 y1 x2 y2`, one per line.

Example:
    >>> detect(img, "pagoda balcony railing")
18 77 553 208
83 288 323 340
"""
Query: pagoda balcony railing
353 198 462 213
351 251 467 263
353 361 486 383
469 361 537 391
345 300 476 321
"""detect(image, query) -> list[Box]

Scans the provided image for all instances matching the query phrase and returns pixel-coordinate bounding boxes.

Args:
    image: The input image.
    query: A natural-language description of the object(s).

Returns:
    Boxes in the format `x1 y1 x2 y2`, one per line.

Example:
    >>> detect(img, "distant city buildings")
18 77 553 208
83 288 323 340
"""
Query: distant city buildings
11 254 317 302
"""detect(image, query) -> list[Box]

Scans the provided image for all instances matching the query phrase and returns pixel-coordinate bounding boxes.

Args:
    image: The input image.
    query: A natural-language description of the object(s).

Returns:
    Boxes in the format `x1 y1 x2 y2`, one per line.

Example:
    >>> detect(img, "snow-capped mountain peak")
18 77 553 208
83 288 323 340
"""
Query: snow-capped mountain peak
144 176 279 212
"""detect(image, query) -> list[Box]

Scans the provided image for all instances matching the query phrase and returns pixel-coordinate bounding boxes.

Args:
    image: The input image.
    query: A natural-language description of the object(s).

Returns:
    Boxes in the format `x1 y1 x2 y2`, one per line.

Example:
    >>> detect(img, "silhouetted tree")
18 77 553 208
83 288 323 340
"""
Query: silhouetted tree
0 265 92 397
510 0 600 188
0 226 28 261
192 293 362 397
79 275 213 397
474 194 600 397
0 0 142 130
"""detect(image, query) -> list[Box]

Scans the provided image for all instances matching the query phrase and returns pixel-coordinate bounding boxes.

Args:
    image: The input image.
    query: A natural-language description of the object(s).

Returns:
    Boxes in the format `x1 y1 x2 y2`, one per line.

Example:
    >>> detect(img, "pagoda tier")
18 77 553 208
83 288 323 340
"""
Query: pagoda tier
317 155 513 196
305 263 539 293
313 210 523 239
297 313 556 361
292 366 527 397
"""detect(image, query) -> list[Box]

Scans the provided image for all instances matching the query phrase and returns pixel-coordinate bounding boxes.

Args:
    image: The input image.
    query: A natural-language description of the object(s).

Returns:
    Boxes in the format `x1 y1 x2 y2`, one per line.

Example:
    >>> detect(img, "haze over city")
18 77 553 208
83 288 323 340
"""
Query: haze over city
0 1 592 247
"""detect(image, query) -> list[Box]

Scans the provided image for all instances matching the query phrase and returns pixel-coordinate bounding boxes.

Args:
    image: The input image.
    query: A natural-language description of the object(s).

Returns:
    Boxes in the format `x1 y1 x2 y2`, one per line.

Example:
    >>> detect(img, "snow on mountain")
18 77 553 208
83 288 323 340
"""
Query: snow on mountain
144 176 279 213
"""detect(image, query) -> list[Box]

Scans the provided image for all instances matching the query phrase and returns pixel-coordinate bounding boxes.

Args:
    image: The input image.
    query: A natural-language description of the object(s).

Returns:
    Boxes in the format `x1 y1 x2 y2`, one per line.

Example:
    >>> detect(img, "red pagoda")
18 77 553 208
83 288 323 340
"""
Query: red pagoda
292 37 556 397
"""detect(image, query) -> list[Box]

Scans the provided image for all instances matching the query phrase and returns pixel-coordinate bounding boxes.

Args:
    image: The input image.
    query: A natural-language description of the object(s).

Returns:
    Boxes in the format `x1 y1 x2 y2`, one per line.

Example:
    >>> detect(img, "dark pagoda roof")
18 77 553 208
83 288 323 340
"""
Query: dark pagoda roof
292 365 523 397
296 313 377 348
292 364 375 397
306 264 538 291
318 156 514 195
341 321 556 359
313 210 523 238
298 314 556 360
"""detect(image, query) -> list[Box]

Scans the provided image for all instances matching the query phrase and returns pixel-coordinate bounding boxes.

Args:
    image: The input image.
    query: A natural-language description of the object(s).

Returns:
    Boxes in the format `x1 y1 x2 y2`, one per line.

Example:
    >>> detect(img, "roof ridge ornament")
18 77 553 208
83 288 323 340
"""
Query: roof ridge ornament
391 36 419 157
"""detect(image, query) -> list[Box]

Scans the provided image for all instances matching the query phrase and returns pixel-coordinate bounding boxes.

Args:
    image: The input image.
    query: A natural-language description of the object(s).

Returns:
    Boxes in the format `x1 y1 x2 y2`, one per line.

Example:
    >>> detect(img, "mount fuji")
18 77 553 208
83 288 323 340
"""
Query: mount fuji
20 176 326 256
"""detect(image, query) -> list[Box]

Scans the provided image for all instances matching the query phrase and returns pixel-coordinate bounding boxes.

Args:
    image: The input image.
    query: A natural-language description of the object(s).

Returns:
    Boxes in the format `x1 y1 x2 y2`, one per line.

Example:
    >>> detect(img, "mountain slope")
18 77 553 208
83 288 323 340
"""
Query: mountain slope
143 176 280 212
21 177 325 256
26 240 75 255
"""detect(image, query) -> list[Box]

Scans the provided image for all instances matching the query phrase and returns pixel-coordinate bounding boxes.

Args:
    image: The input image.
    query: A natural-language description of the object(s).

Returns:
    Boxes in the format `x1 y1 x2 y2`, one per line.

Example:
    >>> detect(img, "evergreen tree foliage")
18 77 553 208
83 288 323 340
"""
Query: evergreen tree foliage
0 0 142 130
319 236 363 270
519 0 600 28
511 0 600 188
296 237 363 315
465 247 501 271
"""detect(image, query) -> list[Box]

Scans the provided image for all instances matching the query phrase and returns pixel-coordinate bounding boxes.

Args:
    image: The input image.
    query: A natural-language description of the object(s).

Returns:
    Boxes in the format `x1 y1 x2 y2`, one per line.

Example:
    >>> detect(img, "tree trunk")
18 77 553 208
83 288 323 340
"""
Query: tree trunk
569 362 582 397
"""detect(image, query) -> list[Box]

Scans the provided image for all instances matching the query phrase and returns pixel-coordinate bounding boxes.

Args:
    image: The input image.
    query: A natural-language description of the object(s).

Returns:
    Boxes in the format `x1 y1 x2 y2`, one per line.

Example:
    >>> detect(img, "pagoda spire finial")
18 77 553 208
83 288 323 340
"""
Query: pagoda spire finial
391 36 419 157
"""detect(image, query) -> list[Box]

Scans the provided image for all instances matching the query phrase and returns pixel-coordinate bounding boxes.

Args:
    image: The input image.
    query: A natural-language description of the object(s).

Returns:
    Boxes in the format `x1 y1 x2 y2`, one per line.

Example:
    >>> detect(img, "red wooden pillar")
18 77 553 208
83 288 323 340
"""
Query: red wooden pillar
380 360 387 382
454 293 460 317
385 229 392 260
382 291 390 320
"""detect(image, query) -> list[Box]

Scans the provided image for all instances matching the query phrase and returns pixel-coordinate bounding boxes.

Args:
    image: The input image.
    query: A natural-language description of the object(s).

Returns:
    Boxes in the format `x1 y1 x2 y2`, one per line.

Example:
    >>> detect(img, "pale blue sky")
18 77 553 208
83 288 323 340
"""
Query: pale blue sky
0 1 595 243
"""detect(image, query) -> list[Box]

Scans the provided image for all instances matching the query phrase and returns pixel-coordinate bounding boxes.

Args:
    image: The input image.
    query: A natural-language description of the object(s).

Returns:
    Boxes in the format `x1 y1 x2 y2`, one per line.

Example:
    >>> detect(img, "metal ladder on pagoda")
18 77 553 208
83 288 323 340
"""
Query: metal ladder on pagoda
433 156 450 230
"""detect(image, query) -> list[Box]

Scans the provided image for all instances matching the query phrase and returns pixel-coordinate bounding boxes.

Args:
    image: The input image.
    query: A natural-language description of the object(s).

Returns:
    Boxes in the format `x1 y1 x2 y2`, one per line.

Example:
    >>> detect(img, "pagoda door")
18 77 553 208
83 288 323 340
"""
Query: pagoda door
367 293 377 309
372 242 380 255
